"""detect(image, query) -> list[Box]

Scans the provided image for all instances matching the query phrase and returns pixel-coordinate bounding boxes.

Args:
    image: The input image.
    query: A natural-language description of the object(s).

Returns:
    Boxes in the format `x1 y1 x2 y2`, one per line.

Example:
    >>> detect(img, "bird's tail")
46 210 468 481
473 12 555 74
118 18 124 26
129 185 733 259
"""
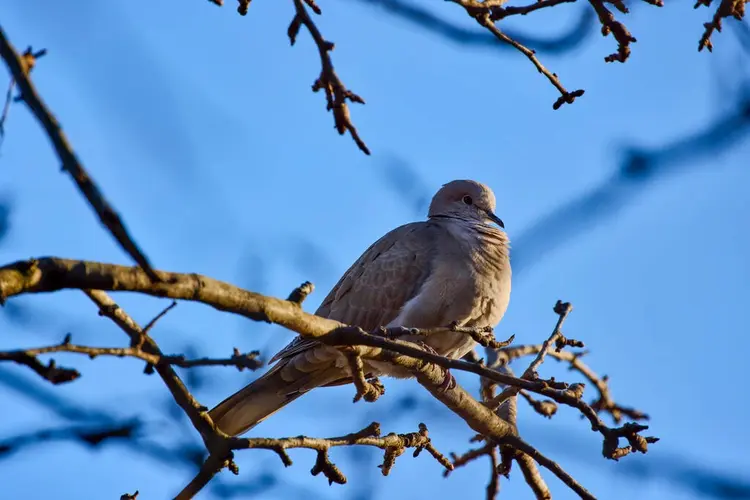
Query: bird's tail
209 367 306 437
209 362 347 437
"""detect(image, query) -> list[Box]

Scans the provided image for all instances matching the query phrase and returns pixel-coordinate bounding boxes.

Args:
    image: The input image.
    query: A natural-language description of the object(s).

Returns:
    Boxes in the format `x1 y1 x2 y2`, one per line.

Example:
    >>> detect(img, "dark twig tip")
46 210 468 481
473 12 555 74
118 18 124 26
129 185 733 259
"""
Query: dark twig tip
287 281 315 305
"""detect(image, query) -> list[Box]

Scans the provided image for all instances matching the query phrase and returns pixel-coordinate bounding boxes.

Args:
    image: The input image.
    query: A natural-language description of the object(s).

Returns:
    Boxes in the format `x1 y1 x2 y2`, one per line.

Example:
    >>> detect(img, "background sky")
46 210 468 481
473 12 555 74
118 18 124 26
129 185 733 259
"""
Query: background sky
1 1 749 499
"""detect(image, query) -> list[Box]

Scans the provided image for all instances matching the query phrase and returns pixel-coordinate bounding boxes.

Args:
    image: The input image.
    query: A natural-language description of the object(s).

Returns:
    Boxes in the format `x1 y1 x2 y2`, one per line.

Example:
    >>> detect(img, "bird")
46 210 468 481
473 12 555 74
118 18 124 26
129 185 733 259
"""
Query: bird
209 179 511 436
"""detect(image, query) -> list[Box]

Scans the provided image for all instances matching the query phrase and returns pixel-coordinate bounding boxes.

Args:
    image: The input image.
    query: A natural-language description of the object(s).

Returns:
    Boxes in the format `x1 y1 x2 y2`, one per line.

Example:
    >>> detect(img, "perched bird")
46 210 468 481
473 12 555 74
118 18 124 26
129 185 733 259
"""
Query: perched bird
210 180 511 436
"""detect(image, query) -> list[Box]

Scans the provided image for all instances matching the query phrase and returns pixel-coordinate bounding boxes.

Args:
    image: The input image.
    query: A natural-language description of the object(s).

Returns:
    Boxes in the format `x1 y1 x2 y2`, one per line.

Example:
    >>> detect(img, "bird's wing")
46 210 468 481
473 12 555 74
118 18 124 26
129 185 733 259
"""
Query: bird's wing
268 221 441 365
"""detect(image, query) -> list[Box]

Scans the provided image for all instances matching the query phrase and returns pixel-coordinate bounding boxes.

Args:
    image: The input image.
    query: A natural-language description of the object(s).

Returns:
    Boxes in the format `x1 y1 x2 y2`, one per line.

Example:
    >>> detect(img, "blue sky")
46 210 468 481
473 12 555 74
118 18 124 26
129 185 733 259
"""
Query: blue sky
1 1 749 499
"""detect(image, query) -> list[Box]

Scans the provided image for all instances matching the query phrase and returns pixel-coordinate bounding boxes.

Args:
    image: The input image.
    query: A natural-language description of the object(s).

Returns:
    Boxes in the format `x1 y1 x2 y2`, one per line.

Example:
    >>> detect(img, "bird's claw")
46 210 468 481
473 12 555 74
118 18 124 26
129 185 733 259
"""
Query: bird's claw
415 341 455 392
438 368 456 392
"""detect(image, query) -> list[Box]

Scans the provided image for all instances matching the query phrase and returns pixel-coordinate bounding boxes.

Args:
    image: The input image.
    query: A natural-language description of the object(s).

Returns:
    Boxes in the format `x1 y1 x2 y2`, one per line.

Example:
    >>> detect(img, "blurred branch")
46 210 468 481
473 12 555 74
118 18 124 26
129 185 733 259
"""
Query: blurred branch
0 27 159 280
512 93 750 276
350 0 596 55
0 421 141 458
0 351 80 385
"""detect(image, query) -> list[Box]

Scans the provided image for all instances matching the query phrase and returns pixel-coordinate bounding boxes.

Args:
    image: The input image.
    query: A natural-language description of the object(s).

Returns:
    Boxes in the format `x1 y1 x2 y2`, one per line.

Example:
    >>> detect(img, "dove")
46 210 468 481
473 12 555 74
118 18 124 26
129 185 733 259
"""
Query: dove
209 179 511 436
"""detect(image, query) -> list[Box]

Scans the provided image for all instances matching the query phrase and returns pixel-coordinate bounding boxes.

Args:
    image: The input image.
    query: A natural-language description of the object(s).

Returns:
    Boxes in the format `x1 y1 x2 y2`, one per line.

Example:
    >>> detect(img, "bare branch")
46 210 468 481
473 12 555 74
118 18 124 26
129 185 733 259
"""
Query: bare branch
0 259 657 497
0 259 645 433
496 345 648 423
0 351 79 384
289 0 370 154
697 0 748 52
487 300 573 409
588 0 638 63
175 452 234 500
229 422 451 479
83 290 221 446
0 28 159 281
444 3 585 109
0 46 45 145
142 300 178 334
503 434 594 499
0 338 263 380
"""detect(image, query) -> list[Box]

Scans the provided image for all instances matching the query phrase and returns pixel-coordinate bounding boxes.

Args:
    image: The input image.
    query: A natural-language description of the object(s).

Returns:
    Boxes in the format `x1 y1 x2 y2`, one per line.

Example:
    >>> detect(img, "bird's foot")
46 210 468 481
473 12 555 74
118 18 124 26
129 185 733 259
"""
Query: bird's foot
414 341 455 392
438 368 457 392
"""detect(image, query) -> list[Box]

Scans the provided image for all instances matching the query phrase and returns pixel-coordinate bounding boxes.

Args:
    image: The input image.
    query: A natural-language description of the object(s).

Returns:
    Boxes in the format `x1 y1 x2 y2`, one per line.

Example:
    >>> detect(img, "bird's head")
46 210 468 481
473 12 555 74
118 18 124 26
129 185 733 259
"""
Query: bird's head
428 179 504 229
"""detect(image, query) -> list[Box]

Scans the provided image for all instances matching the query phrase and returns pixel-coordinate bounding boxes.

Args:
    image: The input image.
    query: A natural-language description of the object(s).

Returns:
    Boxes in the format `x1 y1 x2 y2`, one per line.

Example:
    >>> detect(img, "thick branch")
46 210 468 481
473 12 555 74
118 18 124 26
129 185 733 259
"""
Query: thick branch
1 258 656 467
400 356 595 499
0 258 638 427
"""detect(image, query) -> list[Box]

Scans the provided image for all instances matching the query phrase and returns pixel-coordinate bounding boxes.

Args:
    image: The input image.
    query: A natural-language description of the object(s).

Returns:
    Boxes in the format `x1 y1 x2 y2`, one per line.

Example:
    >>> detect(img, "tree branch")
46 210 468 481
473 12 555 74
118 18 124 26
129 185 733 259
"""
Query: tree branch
487 300 573 409
0 29 158 280
288 0 370 154
496 344 648 423
697 0 748 52
0 258 657 497
83 290 222 447
0 258 653 445
0 337 263 379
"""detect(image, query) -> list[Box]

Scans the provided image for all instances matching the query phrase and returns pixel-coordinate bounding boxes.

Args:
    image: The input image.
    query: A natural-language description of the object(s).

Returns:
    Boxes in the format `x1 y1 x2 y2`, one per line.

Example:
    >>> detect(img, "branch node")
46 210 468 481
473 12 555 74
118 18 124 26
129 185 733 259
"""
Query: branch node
311 449 347 484
286 281 315 305
237 0 251 15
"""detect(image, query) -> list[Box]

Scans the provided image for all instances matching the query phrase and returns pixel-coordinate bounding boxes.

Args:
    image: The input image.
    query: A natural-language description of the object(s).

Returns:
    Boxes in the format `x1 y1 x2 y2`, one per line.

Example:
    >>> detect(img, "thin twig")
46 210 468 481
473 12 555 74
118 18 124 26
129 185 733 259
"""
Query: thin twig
84 290 221 445
0 341 263 376
487 300 572 409
0 352 80 384
504 434 595 500
289 0 370 154
588 0 638 63
228 422 452 476
490 0 578 19
443 2 584 109
142 301 178 334
497 345 648 423
697 0 748 52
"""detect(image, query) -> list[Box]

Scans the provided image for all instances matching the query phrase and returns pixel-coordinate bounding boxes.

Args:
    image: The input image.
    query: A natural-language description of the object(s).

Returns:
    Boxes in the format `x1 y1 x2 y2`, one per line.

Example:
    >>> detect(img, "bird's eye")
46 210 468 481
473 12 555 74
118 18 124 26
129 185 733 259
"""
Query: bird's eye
462 195 473 205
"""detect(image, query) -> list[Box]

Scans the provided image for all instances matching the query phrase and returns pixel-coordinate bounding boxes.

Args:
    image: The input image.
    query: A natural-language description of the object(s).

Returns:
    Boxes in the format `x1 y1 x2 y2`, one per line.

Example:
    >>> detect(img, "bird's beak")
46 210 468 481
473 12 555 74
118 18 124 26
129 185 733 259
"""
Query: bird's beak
485 210 505 229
